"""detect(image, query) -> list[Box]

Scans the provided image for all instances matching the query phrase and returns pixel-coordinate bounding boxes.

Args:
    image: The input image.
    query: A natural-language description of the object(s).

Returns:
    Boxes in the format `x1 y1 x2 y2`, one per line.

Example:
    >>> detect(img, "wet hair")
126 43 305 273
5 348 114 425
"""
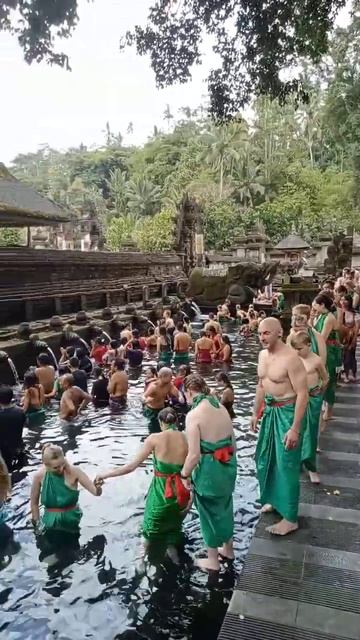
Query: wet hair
222 335 232 357
42 443 65 464
158 406 178 427
66 346 75 358
93 366 105 379
216 372 233 388
24 371 39 389
290 331 311 348
114 357 126 371
146 366 158 378
69 356 80 369
37 353 51 366
199 330 207 338
110 339 119 350
184 373 209 394
176 322 184 332
132 329 140 338
314 293 333 311
76 347 85 358
292 304 311 319
148 327 155 336
177 364 190 377
132 340 141 350
120 337 128 346
0 385 13 405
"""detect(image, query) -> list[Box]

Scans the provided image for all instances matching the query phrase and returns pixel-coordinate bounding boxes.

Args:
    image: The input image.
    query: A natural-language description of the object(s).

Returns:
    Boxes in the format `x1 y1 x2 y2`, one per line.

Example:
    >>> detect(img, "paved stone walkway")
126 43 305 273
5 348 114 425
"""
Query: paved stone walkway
219 384 360 640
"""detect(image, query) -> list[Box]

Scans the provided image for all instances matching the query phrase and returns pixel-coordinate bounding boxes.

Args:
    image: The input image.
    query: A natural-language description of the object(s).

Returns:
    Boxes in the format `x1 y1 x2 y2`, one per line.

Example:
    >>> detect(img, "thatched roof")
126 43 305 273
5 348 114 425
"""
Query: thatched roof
0 163 72 227
274 233 310 251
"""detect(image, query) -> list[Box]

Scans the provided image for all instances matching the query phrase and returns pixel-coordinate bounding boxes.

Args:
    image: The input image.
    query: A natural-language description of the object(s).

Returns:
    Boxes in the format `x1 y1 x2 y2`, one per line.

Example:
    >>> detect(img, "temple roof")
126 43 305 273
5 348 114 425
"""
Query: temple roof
274 233 310 251
0 163 72 227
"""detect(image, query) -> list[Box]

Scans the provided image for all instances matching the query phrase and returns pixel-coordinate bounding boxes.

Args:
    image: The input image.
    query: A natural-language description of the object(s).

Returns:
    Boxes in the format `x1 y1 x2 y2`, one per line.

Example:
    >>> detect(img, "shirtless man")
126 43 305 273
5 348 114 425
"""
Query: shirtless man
291 331 329 484
35 353 55 394
250 318 308 535
120 323 132 342
108 358 129 409
59 374 92 421
286 304 326 365
204 313 222 336
143 367 180 433
173 322 192 366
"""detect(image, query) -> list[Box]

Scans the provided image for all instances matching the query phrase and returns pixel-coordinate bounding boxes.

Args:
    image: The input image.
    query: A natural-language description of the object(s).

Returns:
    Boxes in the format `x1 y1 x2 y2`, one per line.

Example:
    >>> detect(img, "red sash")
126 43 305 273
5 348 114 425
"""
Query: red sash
212 445 234 463
326 339 340 346
154 471 190 508
46 504 78 513
257 397 295 420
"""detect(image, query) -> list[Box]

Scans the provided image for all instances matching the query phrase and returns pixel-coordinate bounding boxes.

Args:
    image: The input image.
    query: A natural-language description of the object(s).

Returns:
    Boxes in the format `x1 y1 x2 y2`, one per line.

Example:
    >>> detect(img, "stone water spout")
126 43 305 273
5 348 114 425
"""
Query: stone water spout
29 335 58 370
0 350 20 385
61 326 91 354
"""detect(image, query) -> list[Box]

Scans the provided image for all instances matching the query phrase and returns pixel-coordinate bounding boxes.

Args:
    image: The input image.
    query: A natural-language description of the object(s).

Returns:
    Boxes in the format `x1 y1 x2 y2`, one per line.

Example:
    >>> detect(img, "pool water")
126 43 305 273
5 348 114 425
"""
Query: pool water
0 327 260 640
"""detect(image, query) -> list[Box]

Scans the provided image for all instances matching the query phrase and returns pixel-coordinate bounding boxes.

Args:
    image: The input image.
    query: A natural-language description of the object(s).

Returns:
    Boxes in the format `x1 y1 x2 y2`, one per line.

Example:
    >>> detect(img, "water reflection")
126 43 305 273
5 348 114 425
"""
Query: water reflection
1 328 260 640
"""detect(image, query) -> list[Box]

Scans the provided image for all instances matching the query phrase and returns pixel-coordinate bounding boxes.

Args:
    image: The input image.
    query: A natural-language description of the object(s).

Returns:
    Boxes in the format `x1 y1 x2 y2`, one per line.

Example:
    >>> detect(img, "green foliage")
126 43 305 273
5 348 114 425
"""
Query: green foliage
202 199 244 250
0 228 23 247
105 215 138 250
134 209 175 252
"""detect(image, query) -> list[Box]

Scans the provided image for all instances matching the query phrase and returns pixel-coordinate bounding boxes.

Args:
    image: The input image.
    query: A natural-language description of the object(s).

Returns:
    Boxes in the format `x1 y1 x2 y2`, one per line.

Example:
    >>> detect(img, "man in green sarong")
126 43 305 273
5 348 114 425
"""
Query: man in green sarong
181 374 237 572
251 318 308 536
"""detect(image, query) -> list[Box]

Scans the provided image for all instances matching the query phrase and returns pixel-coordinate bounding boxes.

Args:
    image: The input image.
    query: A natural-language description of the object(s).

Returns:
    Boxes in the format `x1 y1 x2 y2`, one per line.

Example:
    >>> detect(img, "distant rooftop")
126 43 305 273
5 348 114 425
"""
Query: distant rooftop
274 233 310 251
0 163 72 227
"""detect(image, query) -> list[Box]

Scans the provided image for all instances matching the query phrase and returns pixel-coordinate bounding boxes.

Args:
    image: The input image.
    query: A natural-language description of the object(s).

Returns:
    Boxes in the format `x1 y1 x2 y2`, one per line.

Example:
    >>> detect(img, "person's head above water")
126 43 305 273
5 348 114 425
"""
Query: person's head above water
42 443 66 474
24 370 39 389
158 367 173 384
184 373 209 402
216 372 232 388
113 358 126 371
0 385 13 406
62 373 74 390
177 364 190 378
93 365 105 379
37 352 51 367
158 406 178 431
258 317 283 350
69 356 80 370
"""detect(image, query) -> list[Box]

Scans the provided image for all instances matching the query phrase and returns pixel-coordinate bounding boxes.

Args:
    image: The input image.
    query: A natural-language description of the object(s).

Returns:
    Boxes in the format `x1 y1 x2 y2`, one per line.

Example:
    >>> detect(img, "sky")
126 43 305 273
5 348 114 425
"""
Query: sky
0 0 351 165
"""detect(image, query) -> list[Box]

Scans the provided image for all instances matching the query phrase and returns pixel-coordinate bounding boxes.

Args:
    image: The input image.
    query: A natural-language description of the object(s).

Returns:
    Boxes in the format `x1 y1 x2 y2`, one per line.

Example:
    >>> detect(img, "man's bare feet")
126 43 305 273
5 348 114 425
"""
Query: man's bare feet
323 405 333 421
218 545 234 561
195 557 220 571
266 519 298 536
261 503 274 513
309 471 320 484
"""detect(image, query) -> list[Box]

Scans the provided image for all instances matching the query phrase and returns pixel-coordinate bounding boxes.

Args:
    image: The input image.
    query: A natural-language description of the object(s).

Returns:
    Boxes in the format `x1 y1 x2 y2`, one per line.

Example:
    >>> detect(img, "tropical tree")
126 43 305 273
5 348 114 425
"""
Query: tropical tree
126 175 161 217
202 120 248 197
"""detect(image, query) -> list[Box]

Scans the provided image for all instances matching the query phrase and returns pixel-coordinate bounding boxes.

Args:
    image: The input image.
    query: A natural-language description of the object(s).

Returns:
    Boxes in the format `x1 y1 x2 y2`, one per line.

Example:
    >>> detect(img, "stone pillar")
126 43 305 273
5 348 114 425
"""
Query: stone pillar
54 297 62 315
161 283 168 301
80 294 87 310
142 285 150 307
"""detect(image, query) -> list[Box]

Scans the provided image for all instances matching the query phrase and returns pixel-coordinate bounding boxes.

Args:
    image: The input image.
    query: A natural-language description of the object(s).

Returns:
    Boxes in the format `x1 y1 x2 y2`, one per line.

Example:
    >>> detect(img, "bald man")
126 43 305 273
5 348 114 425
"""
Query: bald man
143 367 180 433
250 318 308 535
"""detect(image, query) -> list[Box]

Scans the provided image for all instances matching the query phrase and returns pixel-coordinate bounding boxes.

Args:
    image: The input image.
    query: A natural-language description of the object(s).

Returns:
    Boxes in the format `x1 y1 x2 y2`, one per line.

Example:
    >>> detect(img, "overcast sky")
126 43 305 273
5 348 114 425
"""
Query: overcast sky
0 0 350 165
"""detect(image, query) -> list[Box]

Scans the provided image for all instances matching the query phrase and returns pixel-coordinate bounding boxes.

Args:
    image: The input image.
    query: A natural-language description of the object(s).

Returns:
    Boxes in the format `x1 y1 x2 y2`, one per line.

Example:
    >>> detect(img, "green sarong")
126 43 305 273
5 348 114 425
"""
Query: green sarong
314 313 341 406
173 351 190 366
26 407 46 427
302 386 323 472
41 471 82 533
255 395 302 523
192 437 237 548
143 405 161 433
158 350 172 366
308 328 319 356
142 456 189 544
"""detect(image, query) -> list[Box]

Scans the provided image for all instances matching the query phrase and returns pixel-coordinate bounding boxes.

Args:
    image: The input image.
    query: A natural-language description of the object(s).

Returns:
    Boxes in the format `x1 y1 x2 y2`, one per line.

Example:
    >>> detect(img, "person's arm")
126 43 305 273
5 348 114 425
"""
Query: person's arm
30 471 42 522
79 390 92 412
39 385 45 406
194 340 199 357
22 389 30 412
285 356 309 449
169 383 181 400
156 337 161 354
75 467 102 496
96 436 155 481
62 391 76 417
107 375 116 395
250 378 265 432
317 359 329 390
181 415 201 479
174 334 179 352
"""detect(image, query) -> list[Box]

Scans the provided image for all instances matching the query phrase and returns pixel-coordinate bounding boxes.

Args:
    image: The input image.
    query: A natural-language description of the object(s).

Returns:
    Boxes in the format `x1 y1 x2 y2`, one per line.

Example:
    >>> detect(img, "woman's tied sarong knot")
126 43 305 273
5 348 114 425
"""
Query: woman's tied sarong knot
309 385 322 397
213 445 234 463
154 470 190 508
46 504 78 513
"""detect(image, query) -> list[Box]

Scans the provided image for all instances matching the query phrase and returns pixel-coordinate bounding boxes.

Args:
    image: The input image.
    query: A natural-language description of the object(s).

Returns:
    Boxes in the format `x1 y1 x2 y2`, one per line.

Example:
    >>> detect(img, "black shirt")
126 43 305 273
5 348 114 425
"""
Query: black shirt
92 378 109 407
0 405 26 464
79 355 92 375
72 369 88 393
127 349 143 367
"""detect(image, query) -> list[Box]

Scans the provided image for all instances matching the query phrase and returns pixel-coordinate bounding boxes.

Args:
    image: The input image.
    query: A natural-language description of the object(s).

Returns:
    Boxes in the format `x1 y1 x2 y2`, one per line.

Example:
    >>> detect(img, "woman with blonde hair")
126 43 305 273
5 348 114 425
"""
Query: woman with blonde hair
30 444 102 533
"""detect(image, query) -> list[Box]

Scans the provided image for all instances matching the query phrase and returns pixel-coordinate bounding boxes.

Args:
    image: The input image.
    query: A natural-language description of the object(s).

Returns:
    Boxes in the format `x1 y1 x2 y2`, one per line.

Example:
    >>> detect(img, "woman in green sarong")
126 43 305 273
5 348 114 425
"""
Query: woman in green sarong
30 444 102 533
312 293 341 420
181 374 237 572
22 370 46 427
157 326 173 366
95 407 190 553
290 331 329 484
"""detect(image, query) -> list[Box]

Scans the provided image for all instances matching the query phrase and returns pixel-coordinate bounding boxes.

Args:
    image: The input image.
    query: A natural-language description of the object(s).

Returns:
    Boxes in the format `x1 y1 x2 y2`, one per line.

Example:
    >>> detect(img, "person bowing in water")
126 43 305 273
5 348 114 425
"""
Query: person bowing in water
95 407 190 554
30 444 102 534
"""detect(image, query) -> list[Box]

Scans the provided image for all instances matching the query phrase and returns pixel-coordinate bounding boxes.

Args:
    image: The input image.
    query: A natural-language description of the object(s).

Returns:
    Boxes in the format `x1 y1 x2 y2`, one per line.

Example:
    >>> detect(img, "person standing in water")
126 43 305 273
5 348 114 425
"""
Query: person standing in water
143 368 180 433
311 293 341 420
59 374 92 422
0 386 26 472
22 371 46 426
157 326 173 366
220 335 232 363
35 353 55 395
290 332 329 484
251 318 308 536
194 331 213 364
95 407 190 553
173 322 192 367
181 374 237 571
108 358 129 410
30 444 102 533
286 304 326 364
213 373 235 419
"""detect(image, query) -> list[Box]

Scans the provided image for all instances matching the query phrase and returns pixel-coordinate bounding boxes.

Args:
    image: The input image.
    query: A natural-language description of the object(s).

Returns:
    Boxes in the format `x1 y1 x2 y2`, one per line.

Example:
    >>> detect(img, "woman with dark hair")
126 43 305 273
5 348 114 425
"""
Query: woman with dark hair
181 374 237 571
214 372 235 419
157 326 173 366
194 330 213 364
312 293 341 419
340 295 359 382
95 407 190 551
22 371 46 426
91 366 110 408
220 335 232 363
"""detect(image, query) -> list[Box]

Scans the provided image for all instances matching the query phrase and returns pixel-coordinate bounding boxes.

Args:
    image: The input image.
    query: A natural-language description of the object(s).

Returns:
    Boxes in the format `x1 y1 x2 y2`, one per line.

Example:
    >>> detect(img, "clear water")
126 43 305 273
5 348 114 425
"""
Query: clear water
0 327 260 640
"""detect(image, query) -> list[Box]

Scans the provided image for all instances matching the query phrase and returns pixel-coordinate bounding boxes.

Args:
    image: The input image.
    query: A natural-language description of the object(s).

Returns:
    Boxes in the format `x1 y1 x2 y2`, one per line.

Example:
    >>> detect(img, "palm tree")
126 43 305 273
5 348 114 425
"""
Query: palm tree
106 168 128 215
126 175 161 217
202 121 249 197
163 104 174 131
231 161 265 207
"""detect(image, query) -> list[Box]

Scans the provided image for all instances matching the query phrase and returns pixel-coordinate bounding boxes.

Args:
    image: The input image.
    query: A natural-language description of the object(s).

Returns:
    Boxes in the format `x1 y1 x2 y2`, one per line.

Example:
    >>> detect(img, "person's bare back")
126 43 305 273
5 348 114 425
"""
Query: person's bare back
152 429 188 465
60 386 89 420
174 331 191 352
108 371 128 398
144 380 172 409
186 399 233 443
35 366 55 394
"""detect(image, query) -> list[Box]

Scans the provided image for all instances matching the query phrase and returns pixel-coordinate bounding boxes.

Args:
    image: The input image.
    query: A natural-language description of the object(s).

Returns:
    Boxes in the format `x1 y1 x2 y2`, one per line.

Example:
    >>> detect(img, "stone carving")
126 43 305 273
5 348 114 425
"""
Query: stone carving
324 233 353 274
187 262 278 306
